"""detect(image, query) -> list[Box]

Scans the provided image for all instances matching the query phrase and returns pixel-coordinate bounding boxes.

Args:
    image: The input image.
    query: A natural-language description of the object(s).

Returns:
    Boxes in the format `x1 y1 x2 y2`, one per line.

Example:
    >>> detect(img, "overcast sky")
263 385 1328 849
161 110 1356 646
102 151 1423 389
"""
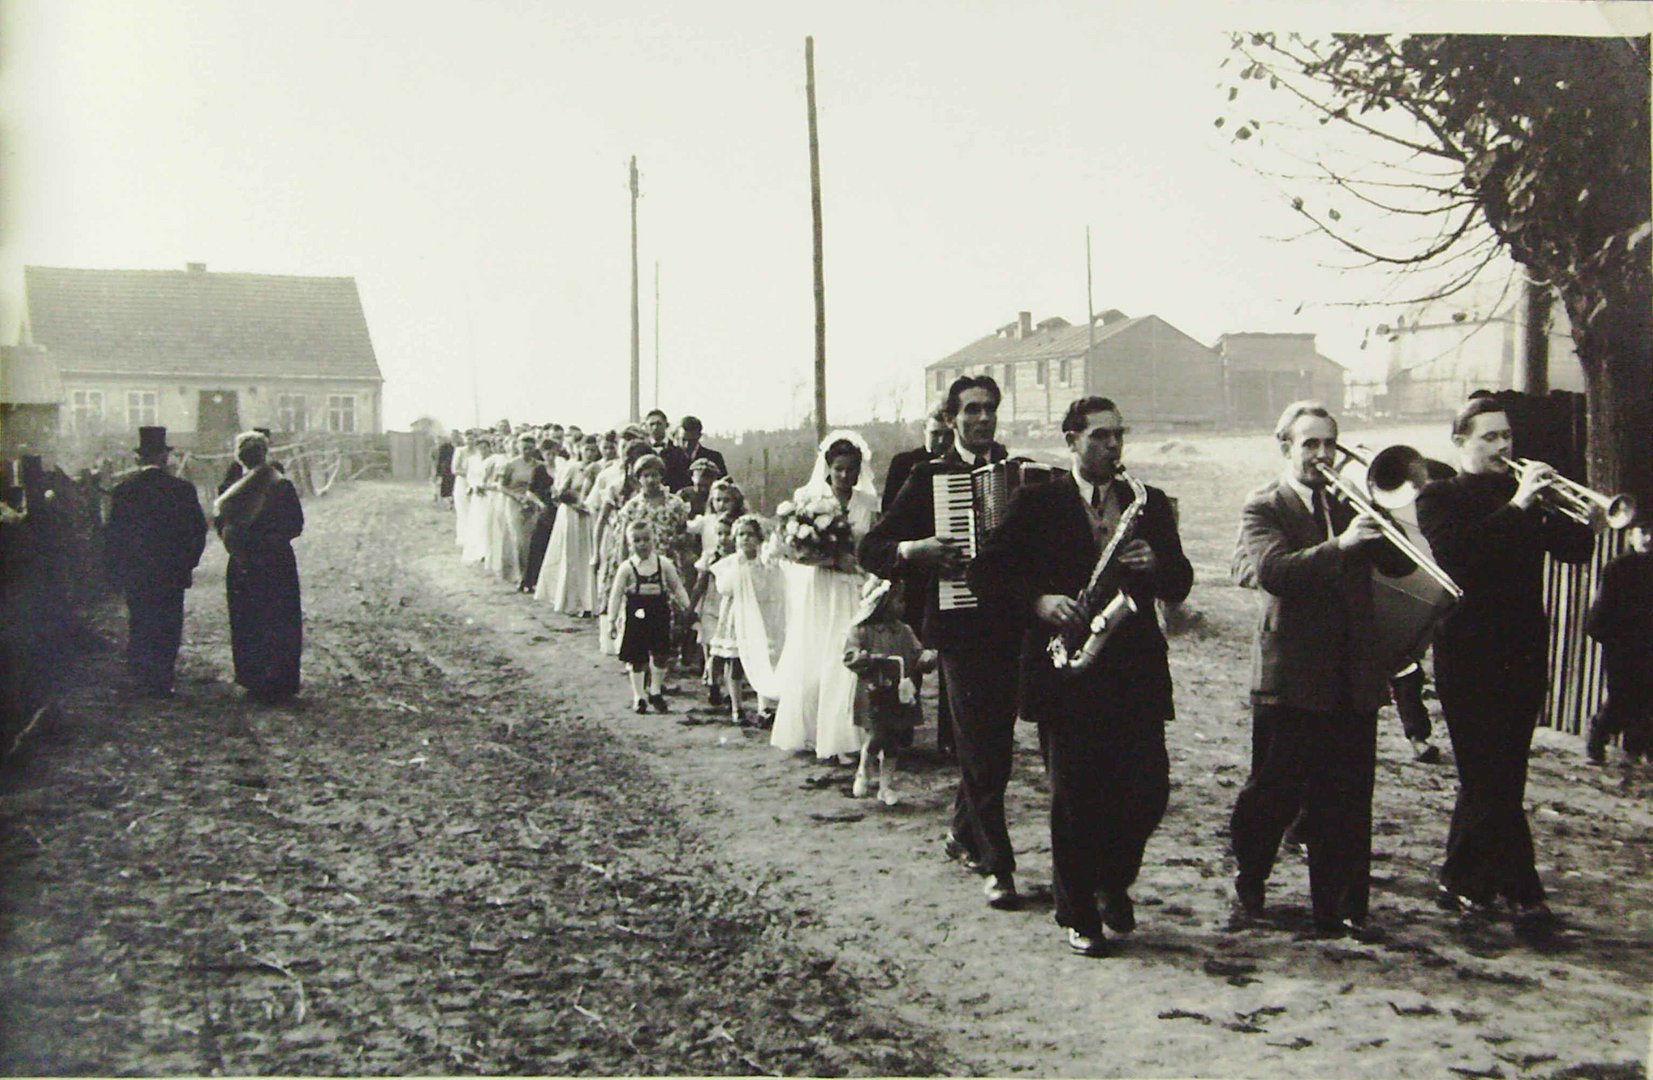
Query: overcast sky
1 1 1643 434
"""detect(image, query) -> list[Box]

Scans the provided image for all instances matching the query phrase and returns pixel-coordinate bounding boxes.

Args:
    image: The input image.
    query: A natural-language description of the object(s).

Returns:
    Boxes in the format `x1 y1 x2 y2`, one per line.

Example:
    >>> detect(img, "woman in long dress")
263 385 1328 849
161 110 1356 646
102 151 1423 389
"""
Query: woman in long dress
770 430 877 761
489 435 538 586
452 436 472 548
461 436 493 564
213 431 304 702
536 435 603 615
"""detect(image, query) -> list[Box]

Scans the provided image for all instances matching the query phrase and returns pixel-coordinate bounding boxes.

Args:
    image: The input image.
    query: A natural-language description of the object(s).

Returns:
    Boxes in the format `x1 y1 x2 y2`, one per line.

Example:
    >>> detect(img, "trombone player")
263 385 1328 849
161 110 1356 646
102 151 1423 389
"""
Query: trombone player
1415 395 1595 932
1229 402 1415 938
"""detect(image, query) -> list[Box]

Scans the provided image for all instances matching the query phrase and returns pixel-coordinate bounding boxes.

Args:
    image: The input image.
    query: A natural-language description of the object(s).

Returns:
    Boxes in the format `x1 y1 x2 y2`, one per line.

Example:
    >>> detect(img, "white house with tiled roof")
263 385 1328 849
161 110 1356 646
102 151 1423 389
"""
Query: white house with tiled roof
923 310 1227 430
19 262 385 445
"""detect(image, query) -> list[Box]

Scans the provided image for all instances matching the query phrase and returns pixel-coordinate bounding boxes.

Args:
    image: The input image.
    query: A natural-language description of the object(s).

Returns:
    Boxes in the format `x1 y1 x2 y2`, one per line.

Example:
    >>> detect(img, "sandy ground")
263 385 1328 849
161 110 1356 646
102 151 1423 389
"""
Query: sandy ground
3 426 1650 1077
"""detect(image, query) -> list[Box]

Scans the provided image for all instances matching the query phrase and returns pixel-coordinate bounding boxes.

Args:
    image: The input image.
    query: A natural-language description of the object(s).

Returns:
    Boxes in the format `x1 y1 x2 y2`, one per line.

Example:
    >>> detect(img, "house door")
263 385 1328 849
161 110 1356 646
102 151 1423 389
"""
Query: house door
197 390 242 444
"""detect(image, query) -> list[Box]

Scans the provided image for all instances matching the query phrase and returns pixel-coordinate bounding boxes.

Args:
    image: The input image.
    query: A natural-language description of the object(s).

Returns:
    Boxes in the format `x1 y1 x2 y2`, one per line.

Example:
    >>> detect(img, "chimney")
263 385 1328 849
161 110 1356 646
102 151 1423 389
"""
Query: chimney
1018 311 1033 339
186 262 206 273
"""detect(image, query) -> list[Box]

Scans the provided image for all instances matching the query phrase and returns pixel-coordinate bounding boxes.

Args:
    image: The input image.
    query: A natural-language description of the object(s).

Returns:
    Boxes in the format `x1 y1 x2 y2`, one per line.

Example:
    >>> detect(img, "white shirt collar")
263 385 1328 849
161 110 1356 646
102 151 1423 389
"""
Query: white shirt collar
1284 474 1321 516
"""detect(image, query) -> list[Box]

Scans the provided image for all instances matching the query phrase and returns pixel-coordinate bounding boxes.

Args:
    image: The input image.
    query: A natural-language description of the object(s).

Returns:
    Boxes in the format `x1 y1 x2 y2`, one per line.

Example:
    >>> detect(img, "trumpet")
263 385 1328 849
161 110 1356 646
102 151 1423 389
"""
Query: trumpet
1502 457 1638 529
1314 450 1464 604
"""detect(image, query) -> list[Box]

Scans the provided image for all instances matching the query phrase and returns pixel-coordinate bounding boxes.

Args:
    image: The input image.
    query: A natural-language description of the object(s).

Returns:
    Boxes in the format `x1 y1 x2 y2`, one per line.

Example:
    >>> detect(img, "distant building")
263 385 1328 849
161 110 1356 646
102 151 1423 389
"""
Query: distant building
1379 285 1584 417
19 263 385 446
0 344 64 458
1215 332 1348 427
923 310 1227 431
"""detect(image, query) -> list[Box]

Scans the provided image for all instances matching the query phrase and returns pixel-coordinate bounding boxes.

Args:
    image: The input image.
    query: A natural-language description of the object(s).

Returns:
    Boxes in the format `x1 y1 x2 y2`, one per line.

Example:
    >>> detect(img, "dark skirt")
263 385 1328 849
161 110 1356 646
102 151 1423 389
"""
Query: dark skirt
227 543 303 699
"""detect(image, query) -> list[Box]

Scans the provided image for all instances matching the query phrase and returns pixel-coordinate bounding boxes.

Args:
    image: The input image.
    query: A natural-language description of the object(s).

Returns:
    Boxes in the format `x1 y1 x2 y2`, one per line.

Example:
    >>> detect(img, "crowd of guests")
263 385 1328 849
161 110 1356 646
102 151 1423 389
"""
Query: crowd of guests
435 384 1652 959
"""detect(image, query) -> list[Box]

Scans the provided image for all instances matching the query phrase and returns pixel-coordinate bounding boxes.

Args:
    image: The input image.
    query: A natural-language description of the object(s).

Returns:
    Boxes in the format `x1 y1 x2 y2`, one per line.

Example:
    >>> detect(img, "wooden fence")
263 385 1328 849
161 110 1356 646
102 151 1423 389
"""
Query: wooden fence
1542 529 1627 734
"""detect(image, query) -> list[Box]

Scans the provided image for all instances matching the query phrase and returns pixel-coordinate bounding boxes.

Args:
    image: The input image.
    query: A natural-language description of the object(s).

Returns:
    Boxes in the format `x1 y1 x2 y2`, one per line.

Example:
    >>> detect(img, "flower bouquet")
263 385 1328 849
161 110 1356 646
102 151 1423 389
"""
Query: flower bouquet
774 494 859 572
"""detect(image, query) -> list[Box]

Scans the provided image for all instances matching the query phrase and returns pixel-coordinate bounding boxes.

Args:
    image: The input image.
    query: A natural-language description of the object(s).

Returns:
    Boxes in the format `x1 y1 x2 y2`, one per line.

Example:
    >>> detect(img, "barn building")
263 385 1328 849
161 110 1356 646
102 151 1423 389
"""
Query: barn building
1215 332 1348 427
923 310 1227 431
0 345 63 459
18 263 385 448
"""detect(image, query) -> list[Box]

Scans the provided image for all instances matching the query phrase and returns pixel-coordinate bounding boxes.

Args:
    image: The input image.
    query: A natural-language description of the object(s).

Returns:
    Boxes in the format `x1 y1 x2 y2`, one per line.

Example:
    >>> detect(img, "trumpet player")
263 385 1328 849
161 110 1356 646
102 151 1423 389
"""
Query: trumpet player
1416 396 1595 932
1229 402 1415 939
970 396 1191 958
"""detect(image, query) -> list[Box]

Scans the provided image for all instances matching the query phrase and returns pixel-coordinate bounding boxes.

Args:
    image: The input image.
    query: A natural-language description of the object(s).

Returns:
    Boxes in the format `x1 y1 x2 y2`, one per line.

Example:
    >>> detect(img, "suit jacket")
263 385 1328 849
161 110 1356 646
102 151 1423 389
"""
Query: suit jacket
1235 479 1414 715
683 443 728 484
970 472 1192 722
857 443 1018 651
654 443 694 492
107 467 208 593
882 445 934 516
1417 471 1594 693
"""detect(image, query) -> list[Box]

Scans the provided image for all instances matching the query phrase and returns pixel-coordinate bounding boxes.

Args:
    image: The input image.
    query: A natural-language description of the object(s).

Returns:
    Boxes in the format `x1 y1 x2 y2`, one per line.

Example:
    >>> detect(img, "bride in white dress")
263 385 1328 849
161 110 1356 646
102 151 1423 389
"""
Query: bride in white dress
770 430 878 762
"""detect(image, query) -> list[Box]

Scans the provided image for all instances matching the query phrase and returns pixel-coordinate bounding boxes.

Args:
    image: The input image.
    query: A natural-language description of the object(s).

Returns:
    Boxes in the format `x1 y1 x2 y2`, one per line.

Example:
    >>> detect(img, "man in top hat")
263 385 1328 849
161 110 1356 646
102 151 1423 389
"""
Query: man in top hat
106 426 208 697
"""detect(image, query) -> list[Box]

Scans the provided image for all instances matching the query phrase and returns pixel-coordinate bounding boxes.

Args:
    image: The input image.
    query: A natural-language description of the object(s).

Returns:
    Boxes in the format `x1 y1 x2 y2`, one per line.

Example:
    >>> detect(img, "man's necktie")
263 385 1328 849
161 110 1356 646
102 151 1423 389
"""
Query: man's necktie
1091 482 1104 513
1313 489 1332 540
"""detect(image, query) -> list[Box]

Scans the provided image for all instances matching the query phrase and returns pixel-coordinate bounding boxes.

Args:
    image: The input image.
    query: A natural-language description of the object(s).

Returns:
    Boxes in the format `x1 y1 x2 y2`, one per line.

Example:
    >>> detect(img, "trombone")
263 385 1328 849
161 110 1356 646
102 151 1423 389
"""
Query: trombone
1314 446 1464 604
1502 457 1639 530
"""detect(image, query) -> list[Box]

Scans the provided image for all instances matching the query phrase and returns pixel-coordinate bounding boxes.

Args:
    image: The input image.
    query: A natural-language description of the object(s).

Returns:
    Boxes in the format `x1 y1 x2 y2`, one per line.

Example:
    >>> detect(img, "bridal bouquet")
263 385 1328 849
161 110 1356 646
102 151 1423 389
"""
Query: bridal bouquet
774 494 858 571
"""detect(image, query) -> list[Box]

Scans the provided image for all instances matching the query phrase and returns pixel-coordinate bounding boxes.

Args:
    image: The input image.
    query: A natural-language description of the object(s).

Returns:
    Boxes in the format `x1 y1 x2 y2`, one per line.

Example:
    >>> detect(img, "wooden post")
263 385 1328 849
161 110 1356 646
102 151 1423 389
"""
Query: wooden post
629 156 641 424
806 37 827 443
653 260 661 411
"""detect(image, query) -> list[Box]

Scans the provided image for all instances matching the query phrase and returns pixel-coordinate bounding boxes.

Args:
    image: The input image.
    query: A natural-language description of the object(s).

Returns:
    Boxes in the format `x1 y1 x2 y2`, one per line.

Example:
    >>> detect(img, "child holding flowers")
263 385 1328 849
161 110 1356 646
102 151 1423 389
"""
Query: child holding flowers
710 514 788 725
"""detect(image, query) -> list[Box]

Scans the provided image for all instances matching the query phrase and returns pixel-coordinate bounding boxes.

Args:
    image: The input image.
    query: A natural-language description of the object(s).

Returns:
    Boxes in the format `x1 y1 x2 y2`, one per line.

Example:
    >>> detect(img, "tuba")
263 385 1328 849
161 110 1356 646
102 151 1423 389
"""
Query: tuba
1047 468 1148 674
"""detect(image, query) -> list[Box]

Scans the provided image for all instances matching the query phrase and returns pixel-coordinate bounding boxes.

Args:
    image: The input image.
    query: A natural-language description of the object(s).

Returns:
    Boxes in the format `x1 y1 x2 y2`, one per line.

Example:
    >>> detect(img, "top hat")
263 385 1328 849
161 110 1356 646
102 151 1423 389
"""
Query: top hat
135 426 171 456
852 575 896 626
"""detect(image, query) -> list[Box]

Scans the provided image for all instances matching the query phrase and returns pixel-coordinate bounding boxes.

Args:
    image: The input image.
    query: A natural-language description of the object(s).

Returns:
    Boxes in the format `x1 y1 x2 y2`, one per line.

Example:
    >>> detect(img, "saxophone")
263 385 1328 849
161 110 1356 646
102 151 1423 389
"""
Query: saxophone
1046 468 1149 673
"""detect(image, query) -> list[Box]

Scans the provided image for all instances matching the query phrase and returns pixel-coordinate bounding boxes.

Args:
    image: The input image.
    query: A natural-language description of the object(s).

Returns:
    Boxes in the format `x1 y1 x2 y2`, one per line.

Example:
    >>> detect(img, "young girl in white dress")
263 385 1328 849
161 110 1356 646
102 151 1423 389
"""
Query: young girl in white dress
769 430 877 762
710 514 787 726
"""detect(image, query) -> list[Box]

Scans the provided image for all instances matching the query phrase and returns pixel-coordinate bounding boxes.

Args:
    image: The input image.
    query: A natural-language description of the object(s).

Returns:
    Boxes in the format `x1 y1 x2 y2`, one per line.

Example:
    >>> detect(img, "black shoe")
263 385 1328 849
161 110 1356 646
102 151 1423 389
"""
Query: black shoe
633 698 649 714
1101 890 1136 935
648 693 669 713
944 834 988 876
1066 927 1109 958
1585 720 1609 765
1236 873 1269 919
1411 739 1442 764
1435 884 1492 917
984 874 1020 911
1512 900 1557 934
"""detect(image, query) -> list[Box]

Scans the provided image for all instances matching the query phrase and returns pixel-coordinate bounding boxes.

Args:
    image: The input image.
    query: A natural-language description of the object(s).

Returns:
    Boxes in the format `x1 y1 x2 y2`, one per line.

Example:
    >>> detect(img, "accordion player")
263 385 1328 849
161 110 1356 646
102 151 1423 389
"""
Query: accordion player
933 459 1055 611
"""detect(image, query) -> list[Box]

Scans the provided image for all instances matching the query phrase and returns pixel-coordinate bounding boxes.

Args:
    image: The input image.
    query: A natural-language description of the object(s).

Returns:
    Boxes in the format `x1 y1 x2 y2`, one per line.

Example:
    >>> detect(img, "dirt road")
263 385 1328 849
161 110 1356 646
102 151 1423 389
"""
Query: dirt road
3 474 1650 1077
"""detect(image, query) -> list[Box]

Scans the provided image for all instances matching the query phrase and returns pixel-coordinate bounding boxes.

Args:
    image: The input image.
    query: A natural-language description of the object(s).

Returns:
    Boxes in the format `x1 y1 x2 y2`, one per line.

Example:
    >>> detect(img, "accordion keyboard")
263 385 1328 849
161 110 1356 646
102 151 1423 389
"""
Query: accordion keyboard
933 471 979 611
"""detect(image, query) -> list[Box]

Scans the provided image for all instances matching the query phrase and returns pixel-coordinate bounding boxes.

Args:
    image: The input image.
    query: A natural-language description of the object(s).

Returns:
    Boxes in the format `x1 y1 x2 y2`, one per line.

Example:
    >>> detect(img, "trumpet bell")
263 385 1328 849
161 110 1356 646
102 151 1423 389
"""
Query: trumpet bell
1605 494 1638 530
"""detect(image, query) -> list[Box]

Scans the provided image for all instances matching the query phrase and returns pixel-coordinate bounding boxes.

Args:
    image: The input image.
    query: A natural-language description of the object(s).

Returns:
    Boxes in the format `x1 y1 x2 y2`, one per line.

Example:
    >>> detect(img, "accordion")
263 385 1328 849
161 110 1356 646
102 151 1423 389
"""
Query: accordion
933 458 1054 611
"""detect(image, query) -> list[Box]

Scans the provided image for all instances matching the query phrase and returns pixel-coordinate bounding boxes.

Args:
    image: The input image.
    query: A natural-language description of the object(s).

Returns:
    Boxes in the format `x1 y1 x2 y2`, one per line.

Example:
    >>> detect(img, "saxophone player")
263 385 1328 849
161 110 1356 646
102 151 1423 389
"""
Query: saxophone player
1229 401 1415 939
970 396 1192 957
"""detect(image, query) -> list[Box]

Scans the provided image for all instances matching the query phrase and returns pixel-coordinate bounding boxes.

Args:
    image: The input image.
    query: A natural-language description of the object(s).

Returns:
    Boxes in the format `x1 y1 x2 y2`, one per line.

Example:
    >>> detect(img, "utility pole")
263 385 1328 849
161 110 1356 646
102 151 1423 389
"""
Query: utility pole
806 37 827 441
653 261 661 411
629 156 641 423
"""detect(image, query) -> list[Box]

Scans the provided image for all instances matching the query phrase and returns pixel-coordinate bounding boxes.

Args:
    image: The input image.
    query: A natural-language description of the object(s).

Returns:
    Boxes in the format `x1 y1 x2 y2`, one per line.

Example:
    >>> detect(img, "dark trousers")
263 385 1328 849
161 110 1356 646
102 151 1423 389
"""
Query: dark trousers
1591 647 1653 756
1039 706 1169 936
1391 664 1432 742
1436 677 1545 906
1231 704 1377 924
940 648 1020 877
126 587 186 692
522 508 556 591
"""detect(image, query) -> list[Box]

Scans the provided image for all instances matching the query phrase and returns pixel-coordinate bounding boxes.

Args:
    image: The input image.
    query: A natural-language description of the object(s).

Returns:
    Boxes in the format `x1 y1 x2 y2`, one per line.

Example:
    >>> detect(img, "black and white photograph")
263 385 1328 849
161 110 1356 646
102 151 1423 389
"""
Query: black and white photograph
0 1 1649 1075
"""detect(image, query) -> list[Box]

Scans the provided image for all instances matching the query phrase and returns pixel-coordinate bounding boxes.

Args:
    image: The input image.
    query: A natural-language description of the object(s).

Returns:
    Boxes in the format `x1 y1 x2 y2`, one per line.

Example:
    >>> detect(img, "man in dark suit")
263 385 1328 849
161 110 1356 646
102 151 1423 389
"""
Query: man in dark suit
1416 396 1594 931
970 396 1193 957
677 416 728 487
859 374 1025 910
882 405 956 754
106 426 208 697
883 407 953 516
644 409 693 492
1585 515 1652 765
1229 401 1414 938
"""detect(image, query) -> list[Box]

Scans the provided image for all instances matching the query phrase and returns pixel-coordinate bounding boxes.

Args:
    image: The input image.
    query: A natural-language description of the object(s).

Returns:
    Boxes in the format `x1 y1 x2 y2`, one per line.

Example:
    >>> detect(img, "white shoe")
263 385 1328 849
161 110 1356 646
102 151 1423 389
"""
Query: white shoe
851 773 869 798
877 787 900 806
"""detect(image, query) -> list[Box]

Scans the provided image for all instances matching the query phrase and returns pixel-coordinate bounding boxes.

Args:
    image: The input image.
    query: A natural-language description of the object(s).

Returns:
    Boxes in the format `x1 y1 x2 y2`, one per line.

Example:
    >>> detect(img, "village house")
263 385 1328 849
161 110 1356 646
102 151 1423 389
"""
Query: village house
923 310 1228 432
0 345 63 459
18 263 385 449
1214 332 1348 428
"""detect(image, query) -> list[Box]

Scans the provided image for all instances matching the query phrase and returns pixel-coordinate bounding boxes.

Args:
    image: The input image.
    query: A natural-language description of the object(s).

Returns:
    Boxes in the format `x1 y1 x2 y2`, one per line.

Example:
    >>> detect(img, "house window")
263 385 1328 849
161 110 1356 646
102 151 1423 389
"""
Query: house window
126 390 158 427
70 390 104 433
1035 360 1047 387
934 370 946 393
326 394 356 433
277 393 308 433
1059 358 1072 385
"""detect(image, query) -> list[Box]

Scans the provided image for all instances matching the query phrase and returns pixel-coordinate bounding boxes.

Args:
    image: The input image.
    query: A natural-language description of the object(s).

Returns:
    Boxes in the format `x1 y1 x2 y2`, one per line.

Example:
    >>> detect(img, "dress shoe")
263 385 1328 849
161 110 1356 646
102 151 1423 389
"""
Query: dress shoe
1435 884 1492 917
1101 890 1137 935
1512 900 1557 934
1584 719 1609 765
1233 874 1267 922
1410 739 1443 764
1066 927 1108 958
648 692 669 713
633 698 649 714
984 873 1020 910
944 835 988 876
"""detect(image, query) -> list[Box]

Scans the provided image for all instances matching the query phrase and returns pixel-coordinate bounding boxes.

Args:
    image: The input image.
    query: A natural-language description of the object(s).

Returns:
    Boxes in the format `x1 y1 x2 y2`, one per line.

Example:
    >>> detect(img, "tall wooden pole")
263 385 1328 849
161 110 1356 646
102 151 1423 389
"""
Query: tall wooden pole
653 260 661 411
629 156 641 423
1085 225 1096 402
806 37 827 441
